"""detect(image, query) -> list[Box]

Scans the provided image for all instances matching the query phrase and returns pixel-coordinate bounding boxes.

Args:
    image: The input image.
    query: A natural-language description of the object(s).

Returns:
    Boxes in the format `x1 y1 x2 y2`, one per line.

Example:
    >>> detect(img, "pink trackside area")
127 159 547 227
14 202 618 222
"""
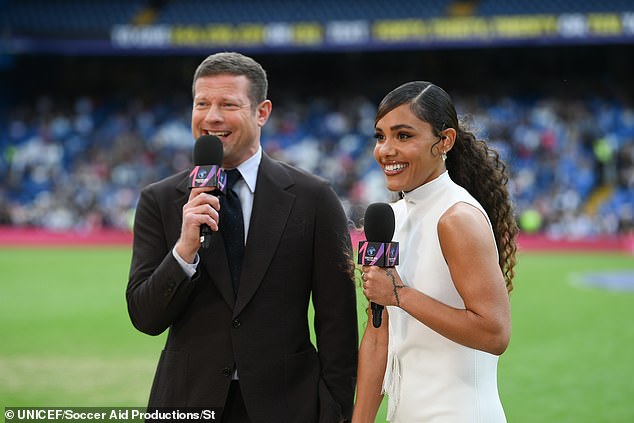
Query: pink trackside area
0 226 632 254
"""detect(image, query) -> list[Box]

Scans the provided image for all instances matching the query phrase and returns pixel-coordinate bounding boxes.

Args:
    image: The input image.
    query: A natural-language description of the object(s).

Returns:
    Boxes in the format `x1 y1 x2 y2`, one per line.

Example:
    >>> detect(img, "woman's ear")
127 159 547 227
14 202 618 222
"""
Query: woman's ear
441 127 457 152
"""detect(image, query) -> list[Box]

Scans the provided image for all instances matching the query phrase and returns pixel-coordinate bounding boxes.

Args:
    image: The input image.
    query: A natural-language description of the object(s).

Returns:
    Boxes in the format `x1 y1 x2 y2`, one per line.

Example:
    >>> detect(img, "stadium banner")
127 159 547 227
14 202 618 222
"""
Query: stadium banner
109 12 634 52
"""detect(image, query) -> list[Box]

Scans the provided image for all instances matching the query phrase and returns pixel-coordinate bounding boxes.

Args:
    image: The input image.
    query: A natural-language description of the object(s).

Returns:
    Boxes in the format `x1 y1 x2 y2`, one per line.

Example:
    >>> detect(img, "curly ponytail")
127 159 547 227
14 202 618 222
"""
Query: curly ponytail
446 128 518 292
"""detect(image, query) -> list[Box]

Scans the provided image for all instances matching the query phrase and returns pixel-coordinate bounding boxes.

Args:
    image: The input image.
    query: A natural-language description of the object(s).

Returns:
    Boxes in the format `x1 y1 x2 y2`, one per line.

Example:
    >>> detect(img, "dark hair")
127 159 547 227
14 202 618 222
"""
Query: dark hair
192 52 268 110
375 81 518 292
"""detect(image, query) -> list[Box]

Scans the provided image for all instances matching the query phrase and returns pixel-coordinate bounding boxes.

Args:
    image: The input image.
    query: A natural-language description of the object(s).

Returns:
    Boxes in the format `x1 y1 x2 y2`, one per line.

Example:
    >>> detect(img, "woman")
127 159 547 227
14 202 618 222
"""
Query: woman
353 81 518 422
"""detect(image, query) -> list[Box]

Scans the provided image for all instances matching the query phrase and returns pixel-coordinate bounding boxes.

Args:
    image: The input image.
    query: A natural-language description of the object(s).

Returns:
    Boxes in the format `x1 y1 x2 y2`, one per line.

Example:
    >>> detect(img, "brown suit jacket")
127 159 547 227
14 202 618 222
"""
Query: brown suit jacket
127 153 358 422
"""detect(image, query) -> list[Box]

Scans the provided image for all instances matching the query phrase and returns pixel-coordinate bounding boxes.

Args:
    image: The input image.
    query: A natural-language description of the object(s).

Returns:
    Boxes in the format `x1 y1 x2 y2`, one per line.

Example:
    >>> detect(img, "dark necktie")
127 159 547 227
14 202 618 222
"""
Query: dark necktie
221 169 245 294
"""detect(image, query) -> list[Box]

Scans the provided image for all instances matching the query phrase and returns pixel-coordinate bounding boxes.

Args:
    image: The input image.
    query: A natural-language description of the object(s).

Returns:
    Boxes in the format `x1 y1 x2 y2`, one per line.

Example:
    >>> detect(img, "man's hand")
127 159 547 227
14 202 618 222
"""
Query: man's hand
175 188 220 262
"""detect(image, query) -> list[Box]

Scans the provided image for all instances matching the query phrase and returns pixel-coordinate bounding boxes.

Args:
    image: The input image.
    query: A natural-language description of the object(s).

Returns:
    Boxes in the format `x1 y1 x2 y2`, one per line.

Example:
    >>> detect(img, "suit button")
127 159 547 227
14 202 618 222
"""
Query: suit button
232 319 241 328
222 367 232 377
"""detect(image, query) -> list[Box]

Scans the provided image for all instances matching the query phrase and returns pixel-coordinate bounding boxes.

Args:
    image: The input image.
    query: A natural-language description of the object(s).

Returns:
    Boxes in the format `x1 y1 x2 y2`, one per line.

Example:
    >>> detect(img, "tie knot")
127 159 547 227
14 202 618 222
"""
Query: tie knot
225 168 242 190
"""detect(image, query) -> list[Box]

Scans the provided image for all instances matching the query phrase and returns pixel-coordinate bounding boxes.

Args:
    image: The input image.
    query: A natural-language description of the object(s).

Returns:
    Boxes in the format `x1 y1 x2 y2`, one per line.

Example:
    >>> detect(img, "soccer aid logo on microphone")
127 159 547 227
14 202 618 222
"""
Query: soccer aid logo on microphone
196 168 209 185
189 165 224 189
358 241 386 266
217 170 227 192
363 244 381 264
386 242 399 266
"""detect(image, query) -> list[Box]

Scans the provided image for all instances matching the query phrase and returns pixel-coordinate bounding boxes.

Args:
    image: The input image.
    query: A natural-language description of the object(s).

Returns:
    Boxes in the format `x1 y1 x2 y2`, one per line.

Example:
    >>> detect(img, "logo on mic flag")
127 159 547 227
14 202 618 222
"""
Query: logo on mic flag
358 241 399 266
189 165 227 192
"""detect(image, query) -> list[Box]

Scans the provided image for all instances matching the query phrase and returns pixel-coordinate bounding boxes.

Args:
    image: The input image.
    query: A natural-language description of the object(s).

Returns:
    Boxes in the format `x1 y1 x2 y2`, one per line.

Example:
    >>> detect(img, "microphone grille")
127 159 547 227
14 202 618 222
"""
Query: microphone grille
193 135 223 166
364 202 395 242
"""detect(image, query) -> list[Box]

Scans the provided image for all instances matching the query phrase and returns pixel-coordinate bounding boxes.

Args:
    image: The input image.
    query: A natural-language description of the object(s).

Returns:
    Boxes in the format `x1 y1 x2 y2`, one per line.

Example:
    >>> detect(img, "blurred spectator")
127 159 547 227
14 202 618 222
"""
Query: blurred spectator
1 92 632 237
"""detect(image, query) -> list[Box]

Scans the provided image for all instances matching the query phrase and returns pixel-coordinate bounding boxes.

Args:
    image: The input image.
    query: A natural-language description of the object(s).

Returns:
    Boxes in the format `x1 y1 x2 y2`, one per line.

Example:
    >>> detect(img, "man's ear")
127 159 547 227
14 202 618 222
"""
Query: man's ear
256 100 272 127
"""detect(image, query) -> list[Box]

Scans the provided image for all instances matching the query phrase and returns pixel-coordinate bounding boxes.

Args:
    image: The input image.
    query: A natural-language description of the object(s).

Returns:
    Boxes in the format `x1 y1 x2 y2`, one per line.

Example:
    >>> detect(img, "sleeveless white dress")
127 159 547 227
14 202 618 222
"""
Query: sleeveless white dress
382 171 507 422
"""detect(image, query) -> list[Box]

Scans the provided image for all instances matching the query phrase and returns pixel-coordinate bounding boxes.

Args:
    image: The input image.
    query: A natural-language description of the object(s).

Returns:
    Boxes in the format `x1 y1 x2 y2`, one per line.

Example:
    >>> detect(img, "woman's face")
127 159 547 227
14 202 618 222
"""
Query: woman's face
374 104 449 192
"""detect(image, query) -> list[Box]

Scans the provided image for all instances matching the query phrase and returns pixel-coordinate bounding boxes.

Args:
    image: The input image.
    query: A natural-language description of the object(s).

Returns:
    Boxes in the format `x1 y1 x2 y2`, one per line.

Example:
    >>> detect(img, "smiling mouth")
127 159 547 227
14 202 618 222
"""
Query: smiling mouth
203 130 231 138
383 162 408 175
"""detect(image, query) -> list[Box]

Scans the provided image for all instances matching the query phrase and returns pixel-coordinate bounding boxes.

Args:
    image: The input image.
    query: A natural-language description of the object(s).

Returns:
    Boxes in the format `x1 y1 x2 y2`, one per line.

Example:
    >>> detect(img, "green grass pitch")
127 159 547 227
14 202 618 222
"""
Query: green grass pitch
1 247 633 422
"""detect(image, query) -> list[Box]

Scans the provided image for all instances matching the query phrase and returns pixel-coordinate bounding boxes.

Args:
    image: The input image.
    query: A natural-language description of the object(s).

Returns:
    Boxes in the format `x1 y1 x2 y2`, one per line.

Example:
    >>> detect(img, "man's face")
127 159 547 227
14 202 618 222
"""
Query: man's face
192 74 271 168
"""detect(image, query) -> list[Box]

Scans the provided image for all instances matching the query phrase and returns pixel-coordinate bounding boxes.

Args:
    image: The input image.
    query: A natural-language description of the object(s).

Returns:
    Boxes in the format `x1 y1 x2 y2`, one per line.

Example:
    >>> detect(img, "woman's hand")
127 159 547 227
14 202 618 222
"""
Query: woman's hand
361 265 406 307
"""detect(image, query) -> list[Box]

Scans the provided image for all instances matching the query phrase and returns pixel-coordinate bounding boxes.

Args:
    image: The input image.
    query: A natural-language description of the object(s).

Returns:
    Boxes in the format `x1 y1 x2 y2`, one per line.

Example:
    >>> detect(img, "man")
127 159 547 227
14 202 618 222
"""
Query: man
126 52 358 423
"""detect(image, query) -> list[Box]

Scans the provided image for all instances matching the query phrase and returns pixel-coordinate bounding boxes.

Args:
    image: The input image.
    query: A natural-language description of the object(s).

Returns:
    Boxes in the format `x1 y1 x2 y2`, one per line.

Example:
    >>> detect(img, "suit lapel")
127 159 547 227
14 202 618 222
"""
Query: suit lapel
175 170 236 309
234 154 295 317
174 170 191 215
202 231 236 309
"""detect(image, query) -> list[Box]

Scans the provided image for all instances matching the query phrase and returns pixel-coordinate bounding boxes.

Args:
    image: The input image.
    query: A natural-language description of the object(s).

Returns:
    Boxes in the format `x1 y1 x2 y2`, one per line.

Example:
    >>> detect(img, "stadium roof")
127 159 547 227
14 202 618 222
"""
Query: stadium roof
1 0 633 55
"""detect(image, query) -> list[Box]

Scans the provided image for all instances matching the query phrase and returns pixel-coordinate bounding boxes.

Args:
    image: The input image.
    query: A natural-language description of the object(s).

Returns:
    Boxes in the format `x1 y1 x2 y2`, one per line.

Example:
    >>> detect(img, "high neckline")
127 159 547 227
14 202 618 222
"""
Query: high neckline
401 171 450 204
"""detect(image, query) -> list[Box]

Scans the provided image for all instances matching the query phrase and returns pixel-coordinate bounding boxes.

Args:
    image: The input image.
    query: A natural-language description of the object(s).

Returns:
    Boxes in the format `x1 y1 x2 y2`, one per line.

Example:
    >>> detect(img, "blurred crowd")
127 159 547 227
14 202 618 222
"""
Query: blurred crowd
1 92 633 237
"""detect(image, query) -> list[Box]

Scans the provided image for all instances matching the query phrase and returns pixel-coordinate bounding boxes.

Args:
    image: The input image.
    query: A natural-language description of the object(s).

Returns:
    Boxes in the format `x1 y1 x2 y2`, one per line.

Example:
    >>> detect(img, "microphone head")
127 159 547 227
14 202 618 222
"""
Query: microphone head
193 135 223 166
364 202 395 242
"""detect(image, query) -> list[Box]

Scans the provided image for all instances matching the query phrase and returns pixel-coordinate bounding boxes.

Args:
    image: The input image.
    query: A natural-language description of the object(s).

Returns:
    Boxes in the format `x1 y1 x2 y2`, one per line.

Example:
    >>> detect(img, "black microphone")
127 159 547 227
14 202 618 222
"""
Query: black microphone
359 202 399 328
190 135 226 248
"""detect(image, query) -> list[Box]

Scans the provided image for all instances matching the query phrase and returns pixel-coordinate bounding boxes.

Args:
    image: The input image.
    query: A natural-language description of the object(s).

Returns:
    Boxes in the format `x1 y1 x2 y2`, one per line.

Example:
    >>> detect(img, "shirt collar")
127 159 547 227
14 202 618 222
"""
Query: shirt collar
233 146 261 194
402 170 450 204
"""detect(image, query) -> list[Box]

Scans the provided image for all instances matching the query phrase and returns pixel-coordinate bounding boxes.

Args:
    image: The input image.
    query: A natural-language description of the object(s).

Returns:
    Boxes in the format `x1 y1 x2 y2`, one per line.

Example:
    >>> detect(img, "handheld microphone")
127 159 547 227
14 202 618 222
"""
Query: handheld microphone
191 135 226 248
359 202 399 328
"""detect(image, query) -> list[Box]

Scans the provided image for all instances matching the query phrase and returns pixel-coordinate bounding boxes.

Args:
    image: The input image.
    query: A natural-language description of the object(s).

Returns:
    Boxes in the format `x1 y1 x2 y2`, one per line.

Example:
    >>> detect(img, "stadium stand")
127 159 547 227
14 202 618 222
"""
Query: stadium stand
0 0 632 238
1 0 144 36
1 86 632 236
153 0 449 25
475 0 634 16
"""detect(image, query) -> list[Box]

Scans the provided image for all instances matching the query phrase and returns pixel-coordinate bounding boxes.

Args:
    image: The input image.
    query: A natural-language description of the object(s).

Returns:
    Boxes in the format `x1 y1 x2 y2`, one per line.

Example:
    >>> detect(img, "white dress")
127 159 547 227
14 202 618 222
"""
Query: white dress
382 171 507 422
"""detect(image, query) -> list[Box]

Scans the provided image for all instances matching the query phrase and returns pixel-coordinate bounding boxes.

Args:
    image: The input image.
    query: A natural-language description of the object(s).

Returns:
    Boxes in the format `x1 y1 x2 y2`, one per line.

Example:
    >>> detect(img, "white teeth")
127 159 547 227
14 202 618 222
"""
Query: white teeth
385 163 407 172
204 130 230 137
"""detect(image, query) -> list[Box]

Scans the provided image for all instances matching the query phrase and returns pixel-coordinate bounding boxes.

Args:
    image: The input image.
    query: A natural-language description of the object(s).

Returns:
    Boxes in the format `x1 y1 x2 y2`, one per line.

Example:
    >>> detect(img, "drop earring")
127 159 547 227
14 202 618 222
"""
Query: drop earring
441 151 447 161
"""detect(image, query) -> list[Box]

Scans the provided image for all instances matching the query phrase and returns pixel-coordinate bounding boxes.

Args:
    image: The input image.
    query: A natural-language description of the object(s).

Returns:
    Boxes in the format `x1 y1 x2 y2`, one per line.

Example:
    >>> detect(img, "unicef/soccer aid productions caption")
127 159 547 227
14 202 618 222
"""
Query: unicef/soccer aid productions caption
4 408 220 422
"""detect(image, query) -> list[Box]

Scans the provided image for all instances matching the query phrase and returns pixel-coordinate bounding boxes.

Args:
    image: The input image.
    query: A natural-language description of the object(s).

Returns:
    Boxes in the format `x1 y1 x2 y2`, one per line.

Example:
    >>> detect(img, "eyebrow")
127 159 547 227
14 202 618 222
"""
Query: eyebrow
375 123 417 132
193 94 241 101
390 124 416 131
